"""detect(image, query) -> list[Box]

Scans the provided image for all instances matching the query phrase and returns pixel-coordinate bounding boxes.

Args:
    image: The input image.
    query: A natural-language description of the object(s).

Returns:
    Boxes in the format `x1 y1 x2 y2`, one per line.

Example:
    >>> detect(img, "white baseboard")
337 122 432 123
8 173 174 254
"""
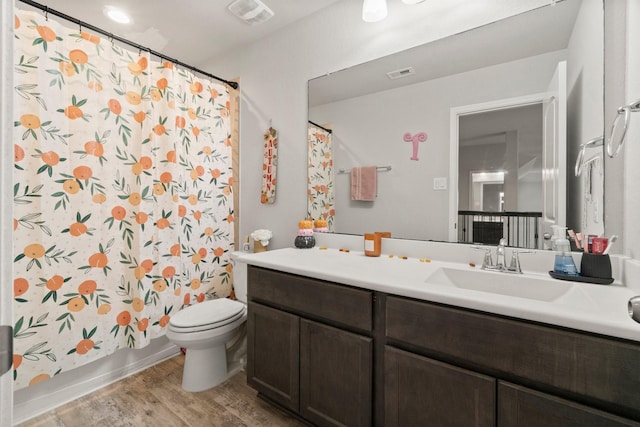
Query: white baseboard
13 337 180 425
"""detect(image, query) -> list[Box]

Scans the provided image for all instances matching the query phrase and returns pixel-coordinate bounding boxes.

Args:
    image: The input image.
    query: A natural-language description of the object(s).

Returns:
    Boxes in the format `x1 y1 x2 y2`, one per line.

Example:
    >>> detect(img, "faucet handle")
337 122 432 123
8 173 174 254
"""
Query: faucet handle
507 250 522 273
507 249 532 274
472 246 493 269
482 248 493 269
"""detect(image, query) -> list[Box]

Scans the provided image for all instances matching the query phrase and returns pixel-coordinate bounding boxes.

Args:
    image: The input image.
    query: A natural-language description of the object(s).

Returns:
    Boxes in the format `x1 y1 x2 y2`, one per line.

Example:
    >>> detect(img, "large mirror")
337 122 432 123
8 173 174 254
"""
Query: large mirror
307 0 604 249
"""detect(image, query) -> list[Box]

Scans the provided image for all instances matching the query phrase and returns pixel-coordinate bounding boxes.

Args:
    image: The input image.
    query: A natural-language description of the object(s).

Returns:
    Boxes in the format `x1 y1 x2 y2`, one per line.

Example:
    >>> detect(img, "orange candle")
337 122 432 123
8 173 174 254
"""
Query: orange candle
364 233 381 257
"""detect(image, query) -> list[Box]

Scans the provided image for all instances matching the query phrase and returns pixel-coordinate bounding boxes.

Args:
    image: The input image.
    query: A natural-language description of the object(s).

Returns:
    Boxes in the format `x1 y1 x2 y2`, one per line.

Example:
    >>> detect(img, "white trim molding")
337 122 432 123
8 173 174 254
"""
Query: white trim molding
0 0 15 425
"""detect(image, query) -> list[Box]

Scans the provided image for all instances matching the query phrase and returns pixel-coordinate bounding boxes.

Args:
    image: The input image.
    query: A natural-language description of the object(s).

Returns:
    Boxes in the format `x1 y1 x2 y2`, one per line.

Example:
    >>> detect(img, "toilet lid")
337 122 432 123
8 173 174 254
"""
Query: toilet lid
170 298 245 329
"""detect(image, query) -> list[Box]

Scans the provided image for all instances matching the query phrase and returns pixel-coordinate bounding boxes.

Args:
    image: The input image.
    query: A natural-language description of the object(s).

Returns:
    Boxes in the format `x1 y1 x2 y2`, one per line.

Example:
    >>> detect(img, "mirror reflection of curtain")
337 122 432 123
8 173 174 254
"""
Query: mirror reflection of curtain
12 10 234 390
307 123 334 230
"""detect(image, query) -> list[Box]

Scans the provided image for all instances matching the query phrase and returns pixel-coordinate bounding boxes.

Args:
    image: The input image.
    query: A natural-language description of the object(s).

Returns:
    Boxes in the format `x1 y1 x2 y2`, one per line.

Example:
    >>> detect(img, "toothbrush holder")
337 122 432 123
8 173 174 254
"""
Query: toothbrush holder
580 253 612 280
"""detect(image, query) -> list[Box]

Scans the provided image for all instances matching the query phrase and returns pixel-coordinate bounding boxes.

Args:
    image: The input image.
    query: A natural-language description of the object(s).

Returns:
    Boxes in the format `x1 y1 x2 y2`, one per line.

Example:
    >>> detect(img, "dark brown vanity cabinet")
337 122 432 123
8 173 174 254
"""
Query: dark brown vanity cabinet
386 295 640 427
384 345 496 426
247 266 373 427
498 382 640 427
248 266 640 426
300 319 372 427
247 302 300 411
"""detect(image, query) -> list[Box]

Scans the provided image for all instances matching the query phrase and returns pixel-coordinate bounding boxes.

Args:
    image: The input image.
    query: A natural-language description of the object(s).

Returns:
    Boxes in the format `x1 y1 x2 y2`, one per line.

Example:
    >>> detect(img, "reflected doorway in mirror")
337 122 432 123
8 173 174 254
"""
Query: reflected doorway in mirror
450 89 561 250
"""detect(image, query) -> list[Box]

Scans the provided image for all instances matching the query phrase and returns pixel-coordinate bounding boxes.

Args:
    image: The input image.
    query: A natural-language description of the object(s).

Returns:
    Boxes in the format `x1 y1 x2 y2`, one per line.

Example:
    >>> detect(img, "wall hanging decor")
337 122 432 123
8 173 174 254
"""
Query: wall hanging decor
403 132 428 160
261 126 278 204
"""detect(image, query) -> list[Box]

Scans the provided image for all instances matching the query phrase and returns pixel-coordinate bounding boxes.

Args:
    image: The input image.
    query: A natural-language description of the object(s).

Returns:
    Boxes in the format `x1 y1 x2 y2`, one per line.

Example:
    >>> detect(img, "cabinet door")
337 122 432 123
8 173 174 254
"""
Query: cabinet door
498 382 640 427
300 319 373 427
247 302 300 412
384 346 496 427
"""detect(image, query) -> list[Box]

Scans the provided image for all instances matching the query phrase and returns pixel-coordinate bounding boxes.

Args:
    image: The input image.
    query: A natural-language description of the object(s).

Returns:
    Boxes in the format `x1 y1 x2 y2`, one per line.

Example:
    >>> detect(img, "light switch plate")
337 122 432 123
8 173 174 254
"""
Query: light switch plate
433 177 447 190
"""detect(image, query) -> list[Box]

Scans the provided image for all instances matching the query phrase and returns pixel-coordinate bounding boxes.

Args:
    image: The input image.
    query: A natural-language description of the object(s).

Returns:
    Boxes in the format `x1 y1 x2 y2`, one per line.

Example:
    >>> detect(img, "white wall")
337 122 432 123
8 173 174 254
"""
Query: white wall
603 0 626 253
310 52 560 240
566 0 605 236
206 0 552 248
624 0 640 259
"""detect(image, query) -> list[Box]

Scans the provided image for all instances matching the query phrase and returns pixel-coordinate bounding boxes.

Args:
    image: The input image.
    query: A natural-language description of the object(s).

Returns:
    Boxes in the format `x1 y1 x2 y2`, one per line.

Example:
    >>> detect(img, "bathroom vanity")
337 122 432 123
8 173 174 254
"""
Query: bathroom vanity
241 247 640 427
247 266 373 426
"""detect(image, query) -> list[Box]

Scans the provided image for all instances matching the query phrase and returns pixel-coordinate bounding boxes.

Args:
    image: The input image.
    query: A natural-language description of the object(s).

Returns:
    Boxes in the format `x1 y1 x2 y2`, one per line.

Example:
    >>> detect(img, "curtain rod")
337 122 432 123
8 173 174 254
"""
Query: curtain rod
308 120 333 134
17 0 239 90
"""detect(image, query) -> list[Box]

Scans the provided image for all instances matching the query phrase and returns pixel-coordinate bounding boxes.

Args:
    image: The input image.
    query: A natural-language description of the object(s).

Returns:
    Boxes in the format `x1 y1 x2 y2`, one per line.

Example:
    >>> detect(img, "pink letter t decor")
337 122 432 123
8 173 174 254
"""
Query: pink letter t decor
403 132 427 161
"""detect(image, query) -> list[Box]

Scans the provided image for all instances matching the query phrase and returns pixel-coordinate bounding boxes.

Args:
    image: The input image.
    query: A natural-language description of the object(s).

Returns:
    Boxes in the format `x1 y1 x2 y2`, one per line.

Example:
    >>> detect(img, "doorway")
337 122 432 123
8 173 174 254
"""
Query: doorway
450 94 551 249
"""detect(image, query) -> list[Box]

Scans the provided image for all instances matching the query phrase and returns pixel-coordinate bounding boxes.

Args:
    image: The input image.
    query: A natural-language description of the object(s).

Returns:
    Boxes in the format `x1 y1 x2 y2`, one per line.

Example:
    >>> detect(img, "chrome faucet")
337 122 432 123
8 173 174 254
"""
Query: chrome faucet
495 238 506 270
477 238 528 274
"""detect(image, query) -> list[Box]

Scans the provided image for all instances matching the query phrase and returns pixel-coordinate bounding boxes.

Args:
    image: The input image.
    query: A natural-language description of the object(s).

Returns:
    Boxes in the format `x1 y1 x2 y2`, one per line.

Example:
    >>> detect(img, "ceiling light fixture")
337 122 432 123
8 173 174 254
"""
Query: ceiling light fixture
362 0 388 23
104 6 131 24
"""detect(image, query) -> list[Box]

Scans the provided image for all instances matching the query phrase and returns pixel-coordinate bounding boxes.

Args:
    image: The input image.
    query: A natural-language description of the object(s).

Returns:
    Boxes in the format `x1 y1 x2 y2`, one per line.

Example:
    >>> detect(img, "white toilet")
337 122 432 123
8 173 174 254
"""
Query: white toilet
166 258 248 392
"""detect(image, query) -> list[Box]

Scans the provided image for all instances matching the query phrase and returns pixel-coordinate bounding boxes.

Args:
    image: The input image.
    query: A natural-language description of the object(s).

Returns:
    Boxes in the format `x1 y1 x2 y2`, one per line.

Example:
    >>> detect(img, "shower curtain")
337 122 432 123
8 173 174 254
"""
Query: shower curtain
307 123 334 229
12 10 234 390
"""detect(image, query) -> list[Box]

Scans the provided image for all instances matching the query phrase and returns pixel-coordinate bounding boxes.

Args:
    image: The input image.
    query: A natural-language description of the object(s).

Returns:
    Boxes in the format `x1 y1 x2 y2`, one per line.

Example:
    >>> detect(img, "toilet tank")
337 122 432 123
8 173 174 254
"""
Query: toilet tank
231 252 248 303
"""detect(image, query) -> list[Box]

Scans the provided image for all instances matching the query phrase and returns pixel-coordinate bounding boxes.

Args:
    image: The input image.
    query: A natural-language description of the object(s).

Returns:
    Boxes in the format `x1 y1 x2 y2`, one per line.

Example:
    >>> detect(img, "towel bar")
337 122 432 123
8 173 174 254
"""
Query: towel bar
337 165 392 174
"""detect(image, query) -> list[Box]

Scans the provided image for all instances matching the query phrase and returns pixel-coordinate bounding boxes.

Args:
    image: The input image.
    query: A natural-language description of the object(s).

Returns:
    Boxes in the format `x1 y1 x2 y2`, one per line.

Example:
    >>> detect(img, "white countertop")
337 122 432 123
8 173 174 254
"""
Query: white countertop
234 247 640 343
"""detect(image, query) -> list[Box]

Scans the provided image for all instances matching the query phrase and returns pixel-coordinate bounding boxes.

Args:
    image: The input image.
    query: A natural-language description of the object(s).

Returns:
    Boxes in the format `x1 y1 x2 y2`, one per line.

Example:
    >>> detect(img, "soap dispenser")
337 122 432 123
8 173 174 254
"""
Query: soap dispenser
550 225 565 251
553 228 578 276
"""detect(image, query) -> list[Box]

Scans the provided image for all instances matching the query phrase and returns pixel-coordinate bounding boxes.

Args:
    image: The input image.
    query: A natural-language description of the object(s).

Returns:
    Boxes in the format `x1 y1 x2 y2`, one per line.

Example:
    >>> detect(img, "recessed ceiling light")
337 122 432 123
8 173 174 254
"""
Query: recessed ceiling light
362 0 388 22
104 6 131 24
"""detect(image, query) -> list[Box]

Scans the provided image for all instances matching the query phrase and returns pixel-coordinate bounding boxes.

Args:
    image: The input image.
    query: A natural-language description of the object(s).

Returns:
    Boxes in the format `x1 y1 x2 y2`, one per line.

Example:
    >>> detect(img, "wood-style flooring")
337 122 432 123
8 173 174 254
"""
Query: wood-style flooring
18 355 307 427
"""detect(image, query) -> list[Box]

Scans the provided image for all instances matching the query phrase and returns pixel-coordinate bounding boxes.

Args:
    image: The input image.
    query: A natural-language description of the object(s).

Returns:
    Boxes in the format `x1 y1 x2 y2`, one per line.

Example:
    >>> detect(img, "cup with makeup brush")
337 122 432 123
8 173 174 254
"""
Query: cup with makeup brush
592 237 609 255
580 236 613 281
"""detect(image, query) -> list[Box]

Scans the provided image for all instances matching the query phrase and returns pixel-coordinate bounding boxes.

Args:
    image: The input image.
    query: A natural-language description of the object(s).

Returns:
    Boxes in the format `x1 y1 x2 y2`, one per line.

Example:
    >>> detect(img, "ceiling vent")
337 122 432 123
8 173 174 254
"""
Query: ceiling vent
386 67 415 80
228 0 275 25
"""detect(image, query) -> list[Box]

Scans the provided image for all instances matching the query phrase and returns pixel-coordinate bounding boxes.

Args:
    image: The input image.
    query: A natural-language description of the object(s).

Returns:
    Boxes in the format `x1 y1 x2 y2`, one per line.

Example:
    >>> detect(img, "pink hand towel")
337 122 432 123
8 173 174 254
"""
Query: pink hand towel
351 166 377 201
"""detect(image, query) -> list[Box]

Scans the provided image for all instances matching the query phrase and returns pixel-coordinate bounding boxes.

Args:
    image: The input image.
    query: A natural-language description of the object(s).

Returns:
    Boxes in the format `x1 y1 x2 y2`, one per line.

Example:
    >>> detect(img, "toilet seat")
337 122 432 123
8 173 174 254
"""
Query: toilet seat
169 298 246 333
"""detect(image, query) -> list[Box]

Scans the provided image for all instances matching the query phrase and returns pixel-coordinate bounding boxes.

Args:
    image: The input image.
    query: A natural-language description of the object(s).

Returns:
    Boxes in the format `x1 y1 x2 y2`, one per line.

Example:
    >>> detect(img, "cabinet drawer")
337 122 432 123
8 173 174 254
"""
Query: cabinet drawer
386 296 640 420
248 266 373 332
498 382 640 427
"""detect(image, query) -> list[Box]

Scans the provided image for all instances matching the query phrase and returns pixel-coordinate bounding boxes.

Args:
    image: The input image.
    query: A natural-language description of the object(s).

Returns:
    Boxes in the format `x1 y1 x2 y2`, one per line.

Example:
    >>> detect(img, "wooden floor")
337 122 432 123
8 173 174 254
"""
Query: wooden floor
19 355 307 427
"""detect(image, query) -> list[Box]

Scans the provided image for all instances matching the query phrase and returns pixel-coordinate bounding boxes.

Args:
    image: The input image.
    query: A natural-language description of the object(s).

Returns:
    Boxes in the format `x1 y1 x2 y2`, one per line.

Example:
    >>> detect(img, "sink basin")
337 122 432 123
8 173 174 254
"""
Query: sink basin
425 267 573 302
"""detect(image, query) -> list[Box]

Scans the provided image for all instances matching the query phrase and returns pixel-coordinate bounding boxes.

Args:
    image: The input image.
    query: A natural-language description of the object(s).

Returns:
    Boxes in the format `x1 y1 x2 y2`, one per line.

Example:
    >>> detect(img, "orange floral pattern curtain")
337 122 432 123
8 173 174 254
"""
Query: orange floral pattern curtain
307 123 334 229
12 10 234 389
